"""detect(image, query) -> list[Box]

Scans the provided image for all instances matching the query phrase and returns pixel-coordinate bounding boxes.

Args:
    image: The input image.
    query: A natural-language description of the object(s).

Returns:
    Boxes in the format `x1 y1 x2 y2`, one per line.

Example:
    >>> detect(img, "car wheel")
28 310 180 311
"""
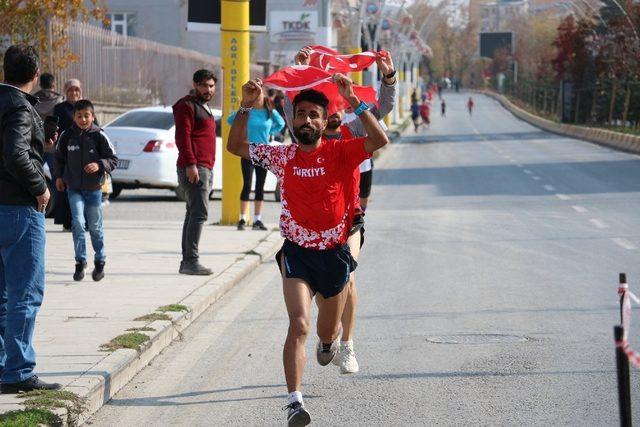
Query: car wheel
275 184 281 202
45 178 56 218
174 186 186 201
110 184 123 199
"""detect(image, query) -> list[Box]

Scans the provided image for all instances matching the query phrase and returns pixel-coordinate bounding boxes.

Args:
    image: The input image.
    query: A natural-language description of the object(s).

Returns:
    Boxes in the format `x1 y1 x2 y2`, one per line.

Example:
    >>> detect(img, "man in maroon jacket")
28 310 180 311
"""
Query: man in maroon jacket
173 69 217 275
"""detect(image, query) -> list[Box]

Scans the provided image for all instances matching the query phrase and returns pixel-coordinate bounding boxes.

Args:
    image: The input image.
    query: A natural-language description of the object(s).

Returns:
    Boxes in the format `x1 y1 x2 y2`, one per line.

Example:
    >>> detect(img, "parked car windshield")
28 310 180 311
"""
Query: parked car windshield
107 111 175 130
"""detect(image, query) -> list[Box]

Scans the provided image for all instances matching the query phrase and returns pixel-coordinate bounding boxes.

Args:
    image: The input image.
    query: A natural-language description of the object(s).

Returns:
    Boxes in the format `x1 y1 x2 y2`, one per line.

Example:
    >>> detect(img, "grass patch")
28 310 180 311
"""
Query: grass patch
100 332 149 351
16 390 86 426
0 408 62 426
133 312 171 322
157 304 188 313
126 326 155 332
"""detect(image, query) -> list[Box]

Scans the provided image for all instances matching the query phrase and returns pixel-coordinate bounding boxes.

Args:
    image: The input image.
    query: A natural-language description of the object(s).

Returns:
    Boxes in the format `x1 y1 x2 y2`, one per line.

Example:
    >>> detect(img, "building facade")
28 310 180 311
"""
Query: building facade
97 0 335 66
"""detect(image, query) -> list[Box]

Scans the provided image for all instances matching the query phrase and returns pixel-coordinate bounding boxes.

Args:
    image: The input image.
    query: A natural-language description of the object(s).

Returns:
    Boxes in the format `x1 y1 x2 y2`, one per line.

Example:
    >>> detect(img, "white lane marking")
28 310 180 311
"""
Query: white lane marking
556 194 571 200
572 205 588 213
523 169 532 174
544 185 556 191
612 238 637 250
589 219 609 229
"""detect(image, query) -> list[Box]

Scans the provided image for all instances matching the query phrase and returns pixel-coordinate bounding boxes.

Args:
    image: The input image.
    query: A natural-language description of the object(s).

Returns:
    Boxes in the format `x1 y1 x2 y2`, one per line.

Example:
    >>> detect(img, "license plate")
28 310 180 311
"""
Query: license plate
116 159 130 170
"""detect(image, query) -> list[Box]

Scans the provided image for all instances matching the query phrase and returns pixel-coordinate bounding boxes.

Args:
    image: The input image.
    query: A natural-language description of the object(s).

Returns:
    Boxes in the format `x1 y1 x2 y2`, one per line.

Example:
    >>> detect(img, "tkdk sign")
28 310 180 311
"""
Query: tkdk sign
269 11 318 45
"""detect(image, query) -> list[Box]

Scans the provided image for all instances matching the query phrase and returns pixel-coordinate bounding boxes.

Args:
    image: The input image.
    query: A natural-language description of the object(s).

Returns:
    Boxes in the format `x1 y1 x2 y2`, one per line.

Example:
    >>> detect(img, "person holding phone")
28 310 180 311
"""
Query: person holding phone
0 44 62 393
33 73 62 172
173 69 218 276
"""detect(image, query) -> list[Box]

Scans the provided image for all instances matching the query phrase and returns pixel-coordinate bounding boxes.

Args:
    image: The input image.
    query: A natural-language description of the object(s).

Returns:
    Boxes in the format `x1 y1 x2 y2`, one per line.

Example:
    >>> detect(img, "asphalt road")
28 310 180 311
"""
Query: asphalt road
89 91 640 426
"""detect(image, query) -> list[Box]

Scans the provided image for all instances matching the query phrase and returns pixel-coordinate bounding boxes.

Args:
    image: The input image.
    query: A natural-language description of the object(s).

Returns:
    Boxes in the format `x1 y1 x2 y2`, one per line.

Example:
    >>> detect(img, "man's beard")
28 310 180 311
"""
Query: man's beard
195 91 212 102
293 125 322 145
326 121 341 131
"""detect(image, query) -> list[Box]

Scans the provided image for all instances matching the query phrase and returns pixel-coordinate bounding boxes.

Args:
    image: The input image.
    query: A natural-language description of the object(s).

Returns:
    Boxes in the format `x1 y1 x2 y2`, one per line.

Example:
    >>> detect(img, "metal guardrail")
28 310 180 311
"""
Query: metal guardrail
498 77 640 131
49 20 263 108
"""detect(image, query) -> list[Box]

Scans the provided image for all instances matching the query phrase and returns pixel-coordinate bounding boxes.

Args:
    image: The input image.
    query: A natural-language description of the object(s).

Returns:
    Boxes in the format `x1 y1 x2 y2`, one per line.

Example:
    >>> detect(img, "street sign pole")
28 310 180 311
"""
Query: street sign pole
221 0 249 225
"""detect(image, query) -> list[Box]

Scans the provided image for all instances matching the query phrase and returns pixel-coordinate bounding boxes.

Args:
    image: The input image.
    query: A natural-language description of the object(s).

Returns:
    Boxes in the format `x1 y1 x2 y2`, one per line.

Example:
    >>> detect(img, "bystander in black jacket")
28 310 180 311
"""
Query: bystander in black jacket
55 123 117 191
0 83 47 206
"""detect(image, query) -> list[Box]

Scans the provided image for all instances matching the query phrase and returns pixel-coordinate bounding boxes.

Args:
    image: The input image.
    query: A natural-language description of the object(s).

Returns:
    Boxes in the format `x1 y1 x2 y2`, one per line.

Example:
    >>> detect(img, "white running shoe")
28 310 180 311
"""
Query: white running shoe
332 344 360 374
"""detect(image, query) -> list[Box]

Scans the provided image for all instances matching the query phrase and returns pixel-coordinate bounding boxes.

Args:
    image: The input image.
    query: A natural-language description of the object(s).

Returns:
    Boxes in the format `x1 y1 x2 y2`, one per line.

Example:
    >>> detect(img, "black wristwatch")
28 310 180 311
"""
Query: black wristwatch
384 70 396 80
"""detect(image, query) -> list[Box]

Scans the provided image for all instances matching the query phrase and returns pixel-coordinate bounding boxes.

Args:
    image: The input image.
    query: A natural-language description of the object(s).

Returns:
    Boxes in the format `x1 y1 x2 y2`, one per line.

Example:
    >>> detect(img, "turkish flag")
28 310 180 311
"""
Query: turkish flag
263 66 378 115
262 65 333 91
305 45 388 73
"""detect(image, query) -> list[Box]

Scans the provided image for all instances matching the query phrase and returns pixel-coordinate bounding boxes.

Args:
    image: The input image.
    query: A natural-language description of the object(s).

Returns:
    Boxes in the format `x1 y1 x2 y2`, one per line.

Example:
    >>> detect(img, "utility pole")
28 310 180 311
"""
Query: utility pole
220 0 249 225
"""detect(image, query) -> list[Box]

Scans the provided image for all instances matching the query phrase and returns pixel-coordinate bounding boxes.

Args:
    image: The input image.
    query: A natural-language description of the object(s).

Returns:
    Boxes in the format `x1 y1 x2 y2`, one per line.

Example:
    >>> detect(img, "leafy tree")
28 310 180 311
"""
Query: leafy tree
0 0 106 73
551 15 596 84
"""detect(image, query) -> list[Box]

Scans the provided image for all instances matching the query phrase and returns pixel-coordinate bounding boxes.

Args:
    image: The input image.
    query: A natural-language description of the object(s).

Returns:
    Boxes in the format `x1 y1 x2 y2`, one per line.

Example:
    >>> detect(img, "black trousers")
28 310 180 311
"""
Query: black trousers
240 158 267 202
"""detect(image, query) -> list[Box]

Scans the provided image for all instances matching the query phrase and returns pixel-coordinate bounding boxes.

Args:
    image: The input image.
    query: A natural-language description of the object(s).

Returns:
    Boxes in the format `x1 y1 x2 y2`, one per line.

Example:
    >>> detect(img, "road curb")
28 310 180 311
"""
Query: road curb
479 90 640 155
56 231 284 425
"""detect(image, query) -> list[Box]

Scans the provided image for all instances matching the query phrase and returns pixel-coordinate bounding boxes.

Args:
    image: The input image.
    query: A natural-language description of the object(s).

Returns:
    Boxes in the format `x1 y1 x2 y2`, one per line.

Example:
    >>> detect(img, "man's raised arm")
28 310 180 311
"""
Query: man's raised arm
227 79 263 160
334 74 389 153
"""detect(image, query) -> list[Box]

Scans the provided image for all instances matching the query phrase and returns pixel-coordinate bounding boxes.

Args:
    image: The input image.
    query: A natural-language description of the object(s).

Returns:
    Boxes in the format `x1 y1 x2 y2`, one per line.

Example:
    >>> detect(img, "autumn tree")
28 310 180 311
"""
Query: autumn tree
551 15 596 84
0 0 106 74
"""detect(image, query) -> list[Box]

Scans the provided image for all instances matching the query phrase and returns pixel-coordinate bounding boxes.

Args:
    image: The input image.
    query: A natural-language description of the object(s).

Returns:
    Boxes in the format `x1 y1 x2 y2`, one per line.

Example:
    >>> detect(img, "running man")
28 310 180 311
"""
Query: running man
467 96 474 116
420 100 431 127
286 47 396 374
227 75 389 426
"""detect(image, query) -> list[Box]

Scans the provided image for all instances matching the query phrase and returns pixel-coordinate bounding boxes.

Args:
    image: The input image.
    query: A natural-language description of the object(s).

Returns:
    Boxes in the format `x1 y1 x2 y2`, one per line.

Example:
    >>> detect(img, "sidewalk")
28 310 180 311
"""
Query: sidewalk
0 118 410 425
0 219 283 424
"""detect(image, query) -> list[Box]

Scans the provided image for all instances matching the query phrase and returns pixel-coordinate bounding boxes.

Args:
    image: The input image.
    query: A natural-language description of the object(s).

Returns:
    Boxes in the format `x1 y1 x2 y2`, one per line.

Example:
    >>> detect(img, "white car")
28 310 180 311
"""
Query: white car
104 106 279 200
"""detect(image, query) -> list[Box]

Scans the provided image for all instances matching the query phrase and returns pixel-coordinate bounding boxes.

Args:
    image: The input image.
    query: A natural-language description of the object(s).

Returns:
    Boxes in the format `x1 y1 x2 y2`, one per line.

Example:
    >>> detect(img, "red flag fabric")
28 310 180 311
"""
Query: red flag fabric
263 65 378 115
305 45 387 73
286 83 377 116
263 65 333 92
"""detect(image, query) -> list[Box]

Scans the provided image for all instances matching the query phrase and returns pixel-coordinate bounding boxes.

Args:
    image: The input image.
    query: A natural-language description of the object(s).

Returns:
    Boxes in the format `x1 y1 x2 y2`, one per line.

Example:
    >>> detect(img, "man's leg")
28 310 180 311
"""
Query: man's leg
341 232 361 342
177 168 190 263
0 224 8 375
315 287 349 345
181 167 212 274
1 207 44 384
281 257 313 393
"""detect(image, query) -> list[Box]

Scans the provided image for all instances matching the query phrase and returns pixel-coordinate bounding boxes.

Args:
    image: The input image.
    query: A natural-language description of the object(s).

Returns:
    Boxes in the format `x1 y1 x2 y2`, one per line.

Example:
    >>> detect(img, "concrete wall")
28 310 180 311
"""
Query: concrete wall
482 90 640 155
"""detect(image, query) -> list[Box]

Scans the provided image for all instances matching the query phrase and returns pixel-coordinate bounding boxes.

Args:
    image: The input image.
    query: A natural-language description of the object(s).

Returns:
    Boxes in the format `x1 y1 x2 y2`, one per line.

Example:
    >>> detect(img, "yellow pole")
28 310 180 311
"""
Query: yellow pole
349 47 363 85
399 67 405 118
221 0 249 225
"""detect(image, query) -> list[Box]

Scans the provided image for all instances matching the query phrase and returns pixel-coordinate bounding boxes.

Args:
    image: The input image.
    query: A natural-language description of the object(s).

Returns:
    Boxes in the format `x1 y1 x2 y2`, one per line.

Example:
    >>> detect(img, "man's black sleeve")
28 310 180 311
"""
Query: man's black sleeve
2 105 46 196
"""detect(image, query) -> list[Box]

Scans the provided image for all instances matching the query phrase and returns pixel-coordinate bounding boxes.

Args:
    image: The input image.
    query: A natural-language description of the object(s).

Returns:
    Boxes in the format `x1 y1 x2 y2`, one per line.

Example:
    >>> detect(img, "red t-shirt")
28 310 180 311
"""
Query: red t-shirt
250 137 370 249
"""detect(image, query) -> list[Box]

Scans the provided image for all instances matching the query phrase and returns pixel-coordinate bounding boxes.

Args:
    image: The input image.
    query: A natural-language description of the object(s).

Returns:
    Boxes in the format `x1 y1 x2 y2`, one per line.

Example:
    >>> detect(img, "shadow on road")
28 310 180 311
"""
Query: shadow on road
399 131 555 144
375 159 640 196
